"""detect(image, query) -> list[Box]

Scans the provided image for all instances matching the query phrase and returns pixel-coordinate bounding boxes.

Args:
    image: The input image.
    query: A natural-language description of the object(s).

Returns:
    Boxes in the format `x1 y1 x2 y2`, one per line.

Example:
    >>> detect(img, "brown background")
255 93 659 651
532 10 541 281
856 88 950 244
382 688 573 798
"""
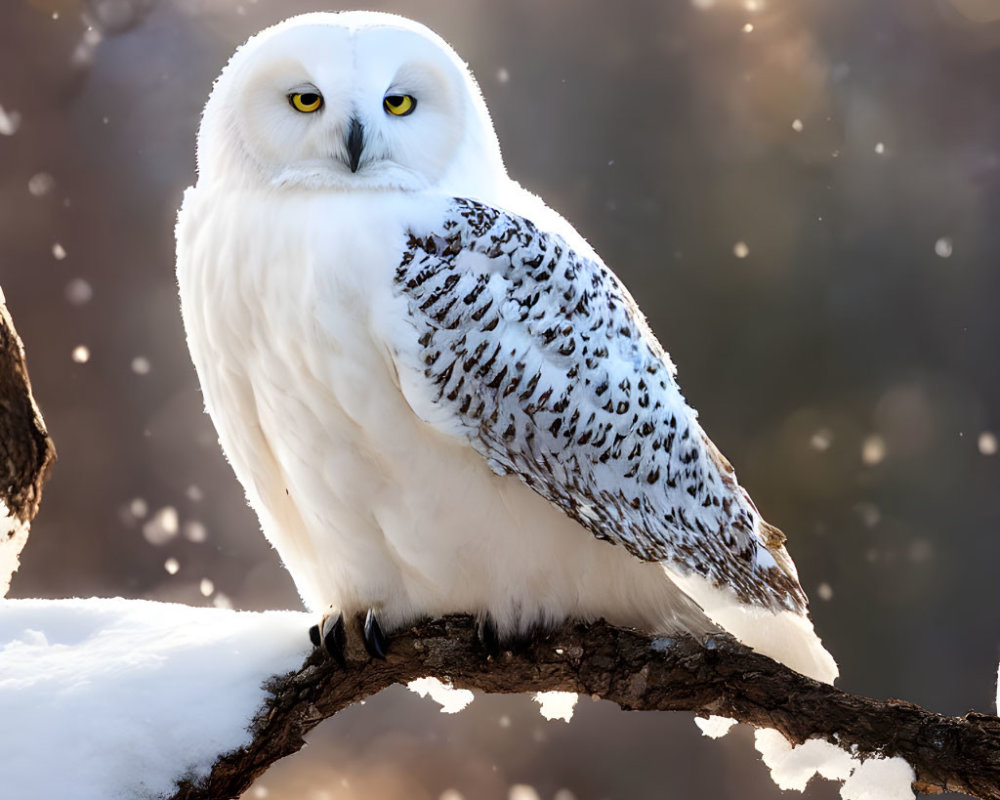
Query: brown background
3 0 1000 797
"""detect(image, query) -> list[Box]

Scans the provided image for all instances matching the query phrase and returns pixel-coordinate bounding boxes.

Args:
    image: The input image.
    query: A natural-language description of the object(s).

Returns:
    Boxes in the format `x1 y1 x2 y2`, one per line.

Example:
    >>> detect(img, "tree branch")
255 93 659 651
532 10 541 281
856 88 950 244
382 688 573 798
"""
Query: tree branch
170 615 1000 800
0 287 55 597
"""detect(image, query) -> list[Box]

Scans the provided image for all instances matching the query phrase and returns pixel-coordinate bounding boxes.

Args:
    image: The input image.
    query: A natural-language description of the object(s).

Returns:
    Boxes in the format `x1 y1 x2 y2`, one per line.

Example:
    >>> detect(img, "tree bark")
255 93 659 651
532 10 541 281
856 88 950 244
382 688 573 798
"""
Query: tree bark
0 287 55 597
170 615 1000 800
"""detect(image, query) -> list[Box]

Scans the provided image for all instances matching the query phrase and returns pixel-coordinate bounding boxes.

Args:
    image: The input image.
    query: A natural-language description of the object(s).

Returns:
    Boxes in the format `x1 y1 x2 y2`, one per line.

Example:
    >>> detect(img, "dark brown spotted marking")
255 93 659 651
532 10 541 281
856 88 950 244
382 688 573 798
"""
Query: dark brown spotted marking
394 198 806 612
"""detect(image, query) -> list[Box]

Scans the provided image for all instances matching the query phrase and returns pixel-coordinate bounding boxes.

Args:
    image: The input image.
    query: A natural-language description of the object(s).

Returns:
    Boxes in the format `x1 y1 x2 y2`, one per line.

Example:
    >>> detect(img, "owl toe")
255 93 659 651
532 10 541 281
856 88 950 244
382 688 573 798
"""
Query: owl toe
363 608 388 660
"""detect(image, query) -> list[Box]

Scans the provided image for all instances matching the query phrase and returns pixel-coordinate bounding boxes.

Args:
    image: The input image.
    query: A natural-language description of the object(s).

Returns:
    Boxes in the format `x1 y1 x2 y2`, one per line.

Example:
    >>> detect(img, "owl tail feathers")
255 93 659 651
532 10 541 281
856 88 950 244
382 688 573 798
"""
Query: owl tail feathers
669 569 839 685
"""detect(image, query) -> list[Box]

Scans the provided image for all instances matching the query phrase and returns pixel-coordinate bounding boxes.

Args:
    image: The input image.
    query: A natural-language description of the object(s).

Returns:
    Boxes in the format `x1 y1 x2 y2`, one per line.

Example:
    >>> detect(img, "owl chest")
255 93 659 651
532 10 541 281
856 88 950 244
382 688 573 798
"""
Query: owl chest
197 196 423 481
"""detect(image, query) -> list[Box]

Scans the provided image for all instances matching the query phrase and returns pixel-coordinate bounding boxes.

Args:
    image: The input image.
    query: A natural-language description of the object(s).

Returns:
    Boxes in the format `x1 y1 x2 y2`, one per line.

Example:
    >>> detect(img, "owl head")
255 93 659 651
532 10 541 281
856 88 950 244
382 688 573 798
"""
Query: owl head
196 12 507 197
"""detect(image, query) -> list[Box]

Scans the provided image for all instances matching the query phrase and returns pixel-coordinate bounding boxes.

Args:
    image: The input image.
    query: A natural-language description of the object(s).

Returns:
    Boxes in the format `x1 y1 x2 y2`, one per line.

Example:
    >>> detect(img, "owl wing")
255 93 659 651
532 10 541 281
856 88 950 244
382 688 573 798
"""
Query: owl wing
389 197 810 618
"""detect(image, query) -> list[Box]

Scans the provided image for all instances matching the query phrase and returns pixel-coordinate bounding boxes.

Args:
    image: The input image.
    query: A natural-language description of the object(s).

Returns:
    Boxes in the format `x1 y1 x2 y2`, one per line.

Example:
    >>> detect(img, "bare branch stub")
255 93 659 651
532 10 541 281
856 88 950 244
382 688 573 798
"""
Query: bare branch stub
0 292 56 596
170 616 1000 800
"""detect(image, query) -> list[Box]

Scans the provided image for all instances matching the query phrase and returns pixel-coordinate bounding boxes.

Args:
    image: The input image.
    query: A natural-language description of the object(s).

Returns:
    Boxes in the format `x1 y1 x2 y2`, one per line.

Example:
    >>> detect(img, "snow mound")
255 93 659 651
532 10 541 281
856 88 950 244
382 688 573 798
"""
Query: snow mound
407 676 474 713
754 728 915 800
533 691 578 722
0 597 311 800
694 715 738 739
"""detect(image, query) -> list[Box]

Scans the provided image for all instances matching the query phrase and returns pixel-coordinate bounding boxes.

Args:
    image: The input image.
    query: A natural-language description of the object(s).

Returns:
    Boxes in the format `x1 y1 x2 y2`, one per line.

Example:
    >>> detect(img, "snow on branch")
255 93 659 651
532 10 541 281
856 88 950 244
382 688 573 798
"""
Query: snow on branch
171 614 1000 800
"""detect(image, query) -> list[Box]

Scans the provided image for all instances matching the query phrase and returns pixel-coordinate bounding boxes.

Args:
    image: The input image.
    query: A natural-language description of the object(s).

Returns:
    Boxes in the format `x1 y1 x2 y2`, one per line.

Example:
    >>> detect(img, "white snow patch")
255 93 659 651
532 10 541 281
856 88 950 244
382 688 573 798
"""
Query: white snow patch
755 728 853 790
1 500 30 597
842 756 916 800
533 691 578 722
695 715 737 738
407 677 474 713
0 597 311 800
754 728 915 799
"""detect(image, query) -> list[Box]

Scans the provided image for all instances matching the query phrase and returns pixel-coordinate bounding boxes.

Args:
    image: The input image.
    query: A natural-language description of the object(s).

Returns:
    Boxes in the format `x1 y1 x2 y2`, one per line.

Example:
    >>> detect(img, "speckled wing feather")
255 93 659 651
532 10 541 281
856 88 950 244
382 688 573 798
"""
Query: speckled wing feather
394 198 806 613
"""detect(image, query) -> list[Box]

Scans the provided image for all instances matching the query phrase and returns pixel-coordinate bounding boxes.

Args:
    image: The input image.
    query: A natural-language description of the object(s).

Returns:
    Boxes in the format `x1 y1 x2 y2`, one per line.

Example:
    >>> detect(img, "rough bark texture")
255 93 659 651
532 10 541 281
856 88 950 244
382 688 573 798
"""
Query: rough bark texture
0 288 55 597
170 616 1000 800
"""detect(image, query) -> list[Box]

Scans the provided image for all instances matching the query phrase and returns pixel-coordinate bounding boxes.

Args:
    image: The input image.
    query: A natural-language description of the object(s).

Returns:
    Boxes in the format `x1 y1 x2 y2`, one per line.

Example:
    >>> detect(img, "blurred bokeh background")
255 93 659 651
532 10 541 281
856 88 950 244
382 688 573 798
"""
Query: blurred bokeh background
3 0 1000 797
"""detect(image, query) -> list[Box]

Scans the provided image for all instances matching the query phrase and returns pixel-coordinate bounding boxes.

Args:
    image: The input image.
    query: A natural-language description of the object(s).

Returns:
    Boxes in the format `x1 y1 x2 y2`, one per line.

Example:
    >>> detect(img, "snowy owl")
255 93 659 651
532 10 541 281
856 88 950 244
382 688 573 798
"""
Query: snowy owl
176 11 837 683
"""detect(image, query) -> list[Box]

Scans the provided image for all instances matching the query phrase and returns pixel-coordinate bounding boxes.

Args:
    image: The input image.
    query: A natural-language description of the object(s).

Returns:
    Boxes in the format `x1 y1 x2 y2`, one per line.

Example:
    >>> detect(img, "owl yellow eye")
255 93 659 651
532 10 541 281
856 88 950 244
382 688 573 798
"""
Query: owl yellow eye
289 92 323 113
384 94 416 116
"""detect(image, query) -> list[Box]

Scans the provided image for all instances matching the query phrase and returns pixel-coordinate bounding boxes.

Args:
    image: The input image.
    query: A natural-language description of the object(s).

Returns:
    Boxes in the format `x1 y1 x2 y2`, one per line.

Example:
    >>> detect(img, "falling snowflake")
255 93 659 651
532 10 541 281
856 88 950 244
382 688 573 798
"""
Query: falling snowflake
65 279 93 306
143 507 179 546
28 172 55 197
861 435 886 465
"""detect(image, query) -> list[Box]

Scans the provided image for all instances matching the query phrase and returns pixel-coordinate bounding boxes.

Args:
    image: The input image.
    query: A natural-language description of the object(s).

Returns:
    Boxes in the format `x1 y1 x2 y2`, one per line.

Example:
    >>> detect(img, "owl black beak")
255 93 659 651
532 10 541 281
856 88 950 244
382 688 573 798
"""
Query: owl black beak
347 117 364 173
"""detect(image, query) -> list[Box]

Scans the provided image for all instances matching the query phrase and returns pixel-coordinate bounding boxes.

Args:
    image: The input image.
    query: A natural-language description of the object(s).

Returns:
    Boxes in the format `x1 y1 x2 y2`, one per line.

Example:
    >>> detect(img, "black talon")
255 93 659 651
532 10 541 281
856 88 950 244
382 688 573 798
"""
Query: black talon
322 613 347 665
308 623 321 648
363 608 388 660
477 614 502 658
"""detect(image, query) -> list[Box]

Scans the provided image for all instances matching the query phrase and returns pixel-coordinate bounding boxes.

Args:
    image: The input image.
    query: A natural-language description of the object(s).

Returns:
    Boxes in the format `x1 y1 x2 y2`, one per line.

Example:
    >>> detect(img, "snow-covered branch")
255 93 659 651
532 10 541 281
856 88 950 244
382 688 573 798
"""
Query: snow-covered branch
171 614 1000 800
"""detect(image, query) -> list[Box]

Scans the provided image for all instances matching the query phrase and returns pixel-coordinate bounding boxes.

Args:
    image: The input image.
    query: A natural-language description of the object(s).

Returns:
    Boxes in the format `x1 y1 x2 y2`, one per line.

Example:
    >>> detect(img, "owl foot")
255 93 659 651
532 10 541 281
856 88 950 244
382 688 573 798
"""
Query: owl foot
308 612 346 665
477 614 502 659
363 608 388 660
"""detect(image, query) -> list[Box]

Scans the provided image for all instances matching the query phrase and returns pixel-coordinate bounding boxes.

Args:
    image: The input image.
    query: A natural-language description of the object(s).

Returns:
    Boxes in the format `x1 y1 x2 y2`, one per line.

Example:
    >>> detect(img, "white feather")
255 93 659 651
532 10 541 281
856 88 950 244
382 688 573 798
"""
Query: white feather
176 11 837 683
